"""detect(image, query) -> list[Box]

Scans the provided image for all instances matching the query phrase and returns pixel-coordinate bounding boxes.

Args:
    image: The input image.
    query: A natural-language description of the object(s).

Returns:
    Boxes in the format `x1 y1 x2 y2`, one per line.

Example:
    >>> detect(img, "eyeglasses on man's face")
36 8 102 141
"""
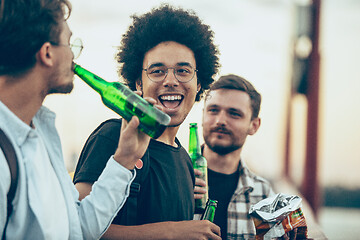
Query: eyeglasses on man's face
50 38 83 59
143 64 198 83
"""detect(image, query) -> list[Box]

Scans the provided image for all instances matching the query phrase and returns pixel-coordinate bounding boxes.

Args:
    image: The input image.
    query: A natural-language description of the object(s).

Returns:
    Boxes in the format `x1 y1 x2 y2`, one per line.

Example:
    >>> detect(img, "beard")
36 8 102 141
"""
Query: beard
48 82 74 94
203 126 243 155
47 67 74 95
205 140 242 155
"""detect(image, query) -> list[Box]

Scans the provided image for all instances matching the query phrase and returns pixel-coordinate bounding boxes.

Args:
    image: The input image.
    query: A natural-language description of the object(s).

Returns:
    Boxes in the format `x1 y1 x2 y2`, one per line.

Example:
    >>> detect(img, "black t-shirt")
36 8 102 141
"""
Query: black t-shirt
208 168 239 240
73 119 195 224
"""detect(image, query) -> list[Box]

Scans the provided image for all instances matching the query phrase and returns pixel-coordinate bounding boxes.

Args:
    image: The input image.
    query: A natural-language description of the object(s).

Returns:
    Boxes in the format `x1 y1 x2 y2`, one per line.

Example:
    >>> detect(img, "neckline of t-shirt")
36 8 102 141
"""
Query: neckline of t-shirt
150 137 182 151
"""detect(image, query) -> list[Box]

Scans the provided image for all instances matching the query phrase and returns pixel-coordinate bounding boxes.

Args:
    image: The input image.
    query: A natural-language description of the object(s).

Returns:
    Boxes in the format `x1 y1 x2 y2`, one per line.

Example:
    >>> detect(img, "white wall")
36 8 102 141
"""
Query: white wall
44 0 360 188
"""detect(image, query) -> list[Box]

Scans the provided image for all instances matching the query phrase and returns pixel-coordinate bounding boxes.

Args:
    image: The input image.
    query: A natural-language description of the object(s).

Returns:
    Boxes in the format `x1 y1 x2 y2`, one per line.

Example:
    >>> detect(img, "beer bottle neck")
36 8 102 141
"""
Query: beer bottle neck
201 199 217 221
73 63 109 93
189 125 201 157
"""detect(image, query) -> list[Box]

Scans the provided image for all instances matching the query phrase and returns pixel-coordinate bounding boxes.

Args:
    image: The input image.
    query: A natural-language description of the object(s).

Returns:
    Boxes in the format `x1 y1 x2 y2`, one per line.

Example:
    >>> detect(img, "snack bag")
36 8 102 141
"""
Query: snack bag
249 193 308 240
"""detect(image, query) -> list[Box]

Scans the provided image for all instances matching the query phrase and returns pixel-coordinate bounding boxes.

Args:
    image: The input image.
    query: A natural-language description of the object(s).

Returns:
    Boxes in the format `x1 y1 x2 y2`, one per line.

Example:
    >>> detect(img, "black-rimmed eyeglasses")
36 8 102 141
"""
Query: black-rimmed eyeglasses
50 38 83 59
143 64 198 83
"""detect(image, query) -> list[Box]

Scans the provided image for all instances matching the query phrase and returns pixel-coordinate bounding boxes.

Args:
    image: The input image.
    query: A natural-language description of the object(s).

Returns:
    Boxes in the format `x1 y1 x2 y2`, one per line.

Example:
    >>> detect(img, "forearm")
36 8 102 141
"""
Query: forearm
78 158 135 239
101 220 222 240
101 222 174 240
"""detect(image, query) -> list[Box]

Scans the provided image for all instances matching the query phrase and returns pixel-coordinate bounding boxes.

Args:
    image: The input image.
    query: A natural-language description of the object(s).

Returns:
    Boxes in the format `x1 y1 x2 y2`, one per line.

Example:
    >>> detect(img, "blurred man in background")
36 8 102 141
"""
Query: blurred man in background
195 74 275 239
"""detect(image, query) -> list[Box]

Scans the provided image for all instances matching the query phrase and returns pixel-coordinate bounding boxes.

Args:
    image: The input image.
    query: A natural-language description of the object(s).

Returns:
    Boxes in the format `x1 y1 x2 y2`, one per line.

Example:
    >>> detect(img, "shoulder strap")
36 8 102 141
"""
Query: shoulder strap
91 118 123 135
125 148 150 225
0 129 19 239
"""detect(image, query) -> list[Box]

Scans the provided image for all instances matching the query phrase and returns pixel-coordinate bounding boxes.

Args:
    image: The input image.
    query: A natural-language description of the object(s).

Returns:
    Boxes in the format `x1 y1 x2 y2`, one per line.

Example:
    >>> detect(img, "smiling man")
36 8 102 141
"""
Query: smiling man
73 4 222 240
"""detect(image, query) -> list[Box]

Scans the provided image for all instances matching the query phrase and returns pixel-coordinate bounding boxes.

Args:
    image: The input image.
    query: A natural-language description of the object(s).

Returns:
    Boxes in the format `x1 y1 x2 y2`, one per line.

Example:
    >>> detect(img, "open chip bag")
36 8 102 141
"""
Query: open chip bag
249 193 308 240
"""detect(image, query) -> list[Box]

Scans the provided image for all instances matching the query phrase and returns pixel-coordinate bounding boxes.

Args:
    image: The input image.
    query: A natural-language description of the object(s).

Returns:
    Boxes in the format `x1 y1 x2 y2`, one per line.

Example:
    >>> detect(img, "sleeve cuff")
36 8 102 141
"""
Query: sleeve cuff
99 155 136 183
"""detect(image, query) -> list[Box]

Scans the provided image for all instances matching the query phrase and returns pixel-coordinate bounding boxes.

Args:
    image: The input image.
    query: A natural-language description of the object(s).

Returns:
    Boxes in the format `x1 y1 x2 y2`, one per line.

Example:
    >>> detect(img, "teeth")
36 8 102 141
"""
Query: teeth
160 95 182 101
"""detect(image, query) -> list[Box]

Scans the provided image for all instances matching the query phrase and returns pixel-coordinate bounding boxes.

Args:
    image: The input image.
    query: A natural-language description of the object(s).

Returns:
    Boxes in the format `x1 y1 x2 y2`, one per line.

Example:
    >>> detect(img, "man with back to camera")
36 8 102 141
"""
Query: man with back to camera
73 4 222 240
194 74 275 239
0 0 152 239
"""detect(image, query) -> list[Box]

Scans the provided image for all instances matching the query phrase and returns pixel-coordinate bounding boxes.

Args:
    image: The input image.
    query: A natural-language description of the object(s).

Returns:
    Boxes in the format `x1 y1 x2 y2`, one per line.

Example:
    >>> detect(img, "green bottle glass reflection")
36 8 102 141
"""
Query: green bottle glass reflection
189 123 208 213
200 199 218 222
73 63 171 138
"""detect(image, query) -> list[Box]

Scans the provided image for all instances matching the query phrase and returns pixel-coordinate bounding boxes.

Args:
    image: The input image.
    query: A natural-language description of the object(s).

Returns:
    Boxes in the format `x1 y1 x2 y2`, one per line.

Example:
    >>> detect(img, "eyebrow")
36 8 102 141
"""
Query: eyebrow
228 107 244 115
207 104 244 114
177 62 193 67
205 104 220 110
147 62 194 69
147 62 165 69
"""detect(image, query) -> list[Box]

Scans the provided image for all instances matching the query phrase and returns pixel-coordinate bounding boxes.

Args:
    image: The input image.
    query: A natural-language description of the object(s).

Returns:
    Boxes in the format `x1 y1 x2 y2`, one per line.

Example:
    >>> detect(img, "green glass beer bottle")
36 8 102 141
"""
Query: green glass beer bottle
73 63 171 138
189 123 208 214
200 199 218 222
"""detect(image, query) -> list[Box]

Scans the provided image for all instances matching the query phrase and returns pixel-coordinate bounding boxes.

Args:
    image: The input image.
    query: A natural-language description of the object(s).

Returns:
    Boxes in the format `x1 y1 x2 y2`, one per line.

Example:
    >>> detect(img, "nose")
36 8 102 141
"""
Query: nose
162 68 179 87
215 110 227 126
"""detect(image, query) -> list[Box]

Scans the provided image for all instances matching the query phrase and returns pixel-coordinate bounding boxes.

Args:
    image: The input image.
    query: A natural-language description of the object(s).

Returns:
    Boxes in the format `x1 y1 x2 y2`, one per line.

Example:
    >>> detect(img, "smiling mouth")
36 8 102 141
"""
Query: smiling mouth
159 94 183 109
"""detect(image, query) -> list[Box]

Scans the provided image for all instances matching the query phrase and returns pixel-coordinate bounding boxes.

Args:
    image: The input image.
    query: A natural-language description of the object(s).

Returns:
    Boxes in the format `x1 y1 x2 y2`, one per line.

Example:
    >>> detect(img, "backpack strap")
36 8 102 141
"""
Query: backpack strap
94 118 152 225
124 149 150 225
0 129 19 239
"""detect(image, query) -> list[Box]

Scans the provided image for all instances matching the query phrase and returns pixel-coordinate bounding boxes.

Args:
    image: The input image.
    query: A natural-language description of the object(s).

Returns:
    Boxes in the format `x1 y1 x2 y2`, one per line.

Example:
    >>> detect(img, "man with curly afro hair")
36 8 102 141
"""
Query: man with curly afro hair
73 4 222 240
117 4 219 102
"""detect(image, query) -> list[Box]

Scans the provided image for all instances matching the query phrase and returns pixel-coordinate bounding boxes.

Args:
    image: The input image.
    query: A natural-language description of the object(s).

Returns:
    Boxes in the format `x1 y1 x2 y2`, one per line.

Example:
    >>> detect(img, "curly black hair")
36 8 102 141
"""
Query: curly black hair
116 4 220 101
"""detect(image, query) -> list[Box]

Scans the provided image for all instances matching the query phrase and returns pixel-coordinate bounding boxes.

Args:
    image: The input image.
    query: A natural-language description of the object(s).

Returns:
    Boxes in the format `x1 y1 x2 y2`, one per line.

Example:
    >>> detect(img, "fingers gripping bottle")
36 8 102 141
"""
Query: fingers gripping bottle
73 63 171 138
189 123 209 214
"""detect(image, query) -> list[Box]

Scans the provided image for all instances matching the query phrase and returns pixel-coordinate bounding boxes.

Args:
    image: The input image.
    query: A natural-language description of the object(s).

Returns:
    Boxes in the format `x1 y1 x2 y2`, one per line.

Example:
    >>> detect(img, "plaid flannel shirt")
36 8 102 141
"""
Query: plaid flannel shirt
227 161 275 240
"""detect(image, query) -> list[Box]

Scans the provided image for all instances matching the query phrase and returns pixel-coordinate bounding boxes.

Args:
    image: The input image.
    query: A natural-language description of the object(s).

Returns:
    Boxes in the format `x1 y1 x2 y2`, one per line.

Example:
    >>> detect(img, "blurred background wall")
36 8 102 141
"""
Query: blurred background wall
43 0 360 238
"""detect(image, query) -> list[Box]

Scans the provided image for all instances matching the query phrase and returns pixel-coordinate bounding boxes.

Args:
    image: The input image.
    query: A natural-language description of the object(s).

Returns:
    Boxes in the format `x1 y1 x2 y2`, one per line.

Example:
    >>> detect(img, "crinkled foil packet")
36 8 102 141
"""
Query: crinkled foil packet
249 193 308 240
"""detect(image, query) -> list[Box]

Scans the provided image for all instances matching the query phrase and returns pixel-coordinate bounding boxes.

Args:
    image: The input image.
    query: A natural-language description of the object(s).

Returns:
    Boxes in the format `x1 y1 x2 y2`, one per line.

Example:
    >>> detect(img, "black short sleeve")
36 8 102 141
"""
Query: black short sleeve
73 119 122 184
73 118 195 225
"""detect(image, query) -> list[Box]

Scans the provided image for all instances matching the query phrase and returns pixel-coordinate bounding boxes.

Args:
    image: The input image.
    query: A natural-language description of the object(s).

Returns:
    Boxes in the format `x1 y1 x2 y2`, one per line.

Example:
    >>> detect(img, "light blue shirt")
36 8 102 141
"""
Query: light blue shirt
0 101 135 240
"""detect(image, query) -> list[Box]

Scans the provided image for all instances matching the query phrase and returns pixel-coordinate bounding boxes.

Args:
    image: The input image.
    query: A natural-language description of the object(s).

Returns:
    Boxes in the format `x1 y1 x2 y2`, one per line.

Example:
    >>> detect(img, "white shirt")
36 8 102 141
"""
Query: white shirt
0 101 136 240
32 129 69 239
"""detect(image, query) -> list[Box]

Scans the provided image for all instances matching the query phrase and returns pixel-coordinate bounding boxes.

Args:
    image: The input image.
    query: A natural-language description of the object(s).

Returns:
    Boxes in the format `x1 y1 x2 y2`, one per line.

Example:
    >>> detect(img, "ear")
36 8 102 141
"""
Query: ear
197 83 201 93
202 106 205 124
135 79 142 91
248 117 261 135
37 42 54 67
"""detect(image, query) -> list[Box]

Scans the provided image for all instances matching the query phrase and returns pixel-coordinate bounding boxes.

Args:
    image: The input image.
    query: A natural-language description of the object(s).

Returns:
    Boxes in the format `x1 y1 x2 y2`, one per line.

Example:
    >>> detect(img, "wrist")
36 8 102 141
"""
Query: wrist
113 154 136 170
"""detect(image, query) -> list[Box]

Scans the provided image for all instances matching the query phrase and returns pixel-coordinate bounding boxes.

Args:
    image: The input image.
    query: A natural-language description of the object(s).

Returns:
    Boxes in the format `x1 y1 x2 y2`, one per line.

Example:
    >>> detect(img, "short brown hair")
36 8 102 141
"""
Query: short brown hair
206 74 262 119
0 0 72 75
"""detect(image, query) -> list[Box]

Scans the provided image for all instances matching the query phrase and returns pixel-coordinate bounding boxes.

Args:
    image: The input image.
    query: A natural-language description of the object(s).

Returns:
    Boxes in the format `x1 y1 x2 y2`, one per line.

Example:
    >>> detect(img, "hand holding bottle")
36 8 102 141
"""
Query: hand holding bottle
73 63 170 138
194 169 207 200
159 220 221 240
113 92 161 169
